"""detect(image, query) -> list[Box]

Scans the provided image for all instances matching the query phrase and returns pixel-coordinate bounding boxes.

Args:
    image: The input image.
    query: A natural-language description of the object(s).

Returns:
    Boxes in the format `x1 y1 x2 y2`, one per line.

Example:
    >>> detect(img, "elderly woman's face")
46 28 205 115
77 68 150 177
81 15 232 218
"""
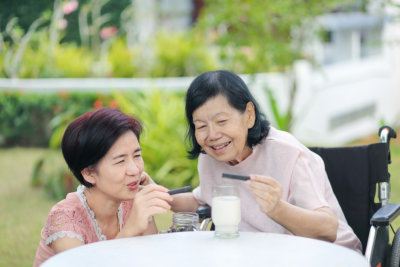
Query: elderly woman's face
192 94 255 164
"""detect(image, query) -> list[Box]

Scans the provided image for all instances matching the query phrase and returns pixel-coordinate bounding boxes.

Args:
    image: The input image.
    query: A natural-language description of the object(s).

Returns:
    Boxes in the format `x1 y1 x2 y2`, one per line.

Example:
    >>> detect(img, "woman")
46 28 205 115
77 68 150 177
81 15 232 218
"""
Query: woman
34 108 173 266
172 70 362 252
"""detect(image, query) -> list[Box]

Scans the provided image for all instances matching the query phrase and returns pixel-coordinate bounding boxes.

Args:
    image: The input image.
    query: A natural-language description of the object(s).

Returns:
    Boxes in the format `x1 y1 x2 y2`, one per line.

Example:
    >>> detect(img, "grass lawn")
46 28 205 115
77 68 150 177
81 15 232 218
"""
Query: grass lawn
1 134 400 266
0 148 55 267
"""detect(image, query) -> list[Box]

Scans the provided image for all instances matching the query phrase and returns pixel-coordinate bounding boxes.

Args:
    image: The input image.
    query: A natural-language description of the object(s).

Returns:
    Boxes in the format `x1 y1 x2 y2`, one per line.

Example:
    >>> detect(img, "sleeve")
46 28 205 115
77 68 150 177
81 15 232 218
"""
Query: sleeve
43 208 86 245
287 152 330 211
192 154 214 205
192 186 202 202
192 154 205 203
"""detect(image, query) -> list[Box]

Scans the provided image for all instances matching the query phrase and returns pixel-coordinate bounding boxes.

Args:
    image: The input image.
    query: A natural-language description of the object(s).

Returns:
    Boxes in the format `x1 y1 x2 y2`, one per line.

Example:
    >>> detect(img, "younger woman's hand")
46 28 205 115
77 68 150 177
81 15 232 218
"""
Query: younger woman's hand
246 175 282 215
124 184 173 236
139 171 154 186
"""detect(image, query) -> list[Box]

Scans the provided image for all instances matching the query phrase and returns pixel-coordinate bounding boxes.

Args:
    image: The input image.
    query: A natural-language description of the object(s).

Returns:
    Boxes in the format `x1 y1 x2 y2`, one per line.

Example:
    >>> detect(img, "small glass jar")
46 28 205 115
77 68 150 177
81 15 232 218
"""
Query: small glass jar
167 212 199 232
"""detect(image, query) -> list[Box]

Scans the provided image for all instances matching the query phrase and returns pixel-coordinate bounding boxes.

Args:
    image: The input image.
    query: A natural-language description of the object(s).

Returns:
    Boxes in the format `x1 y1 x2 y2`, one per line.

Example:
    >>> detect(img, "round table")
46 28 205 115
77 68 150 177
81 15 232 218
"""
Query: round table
41 231 369 267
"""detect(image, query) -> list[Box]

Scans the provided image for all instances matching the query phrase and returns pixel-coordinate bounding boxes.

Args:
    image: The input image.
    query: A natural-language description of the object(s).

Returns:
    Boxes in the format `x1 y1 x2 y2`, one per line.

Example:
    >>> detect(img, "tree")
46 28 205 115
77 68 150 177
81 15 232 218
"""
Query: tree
194 0 352 73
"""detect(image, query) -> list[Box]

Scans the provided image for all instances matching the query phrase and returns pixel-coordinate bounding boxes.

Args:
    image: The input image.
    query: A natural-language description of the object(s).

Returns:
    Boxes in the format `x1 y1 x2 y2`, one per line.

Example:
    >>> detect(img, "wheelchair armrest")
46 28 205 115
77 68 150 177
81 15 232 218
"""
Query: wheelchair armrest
196 204 211 220
370 203 400 227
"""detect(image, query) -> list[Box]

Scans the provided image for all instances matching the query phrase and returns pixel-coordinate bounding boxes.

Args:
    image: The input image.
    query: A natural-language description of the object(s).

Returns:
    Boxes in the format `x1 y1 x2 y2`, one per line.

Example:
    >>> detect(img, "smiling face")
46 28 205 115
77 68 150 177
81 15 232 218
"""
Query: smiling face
82 130 144 202
192 94 255 164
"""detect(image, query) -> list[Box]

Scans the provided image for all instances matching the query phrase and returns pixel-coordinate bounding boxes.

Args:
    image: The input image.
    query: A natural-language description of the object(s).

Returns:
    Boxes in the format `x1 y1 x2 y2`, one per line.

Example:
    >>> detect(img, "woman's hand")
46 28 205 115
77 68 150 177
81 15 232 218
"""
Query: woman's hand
120 184 173 237
246 175 282 215
247 174 338 241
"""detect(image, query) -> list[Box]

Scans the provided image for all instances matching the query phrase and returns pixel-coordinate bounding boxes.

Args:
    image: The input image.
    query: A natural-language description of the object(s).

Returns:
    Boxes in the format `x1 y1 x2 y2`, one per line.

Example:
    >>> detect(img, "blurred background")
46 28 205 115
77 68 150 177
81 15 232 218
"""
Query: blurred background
0 0 399 266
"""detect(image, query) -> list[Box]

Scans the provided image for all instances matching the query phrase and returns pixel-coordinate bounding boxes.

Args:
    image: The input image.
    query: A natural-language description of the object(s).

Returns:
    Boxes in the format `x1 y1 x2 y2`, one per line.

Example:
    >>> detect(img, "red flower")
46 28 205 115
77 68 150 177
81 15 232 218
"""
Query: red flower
58 19 68 30
100 26 118 39
93 100 103 109
109 100 119 108
63 1 79 15
59 91 69 100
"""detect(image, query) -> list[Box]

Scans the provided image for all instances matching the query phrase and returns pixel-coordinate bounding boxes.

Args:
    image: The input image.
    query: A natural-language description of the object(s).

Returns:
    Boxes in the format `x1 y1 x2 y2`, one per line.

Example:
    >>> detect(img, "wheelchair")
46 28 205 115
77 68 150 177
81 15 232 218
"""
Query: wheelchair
197 125 399 267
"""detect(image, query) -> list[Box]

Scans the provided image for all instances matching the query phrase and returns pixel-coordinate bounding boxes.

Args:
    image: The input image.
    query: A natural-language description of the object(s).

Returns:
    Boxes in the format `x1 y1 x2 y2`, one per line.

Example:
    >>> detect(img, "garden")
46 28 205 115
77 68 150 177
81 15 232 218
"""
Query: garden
1 0 399 266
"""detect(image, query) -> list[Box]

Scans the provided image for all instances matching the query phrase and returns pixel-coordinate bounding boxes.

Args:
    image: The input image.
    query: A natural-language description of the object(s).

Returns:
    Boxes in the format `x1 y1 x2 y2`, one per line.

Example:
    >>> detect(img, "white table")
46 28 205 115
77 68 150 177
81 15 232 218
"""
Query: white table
42 231 369 267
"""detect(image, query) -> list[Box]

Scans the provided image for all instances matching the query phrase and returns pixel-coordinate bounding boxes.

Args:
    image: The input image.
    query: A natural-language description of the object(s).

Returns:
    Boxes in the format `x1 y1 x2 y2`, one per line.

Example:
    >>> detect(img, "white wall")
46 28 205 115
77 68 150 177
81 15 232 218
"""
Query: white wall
291 57 394 145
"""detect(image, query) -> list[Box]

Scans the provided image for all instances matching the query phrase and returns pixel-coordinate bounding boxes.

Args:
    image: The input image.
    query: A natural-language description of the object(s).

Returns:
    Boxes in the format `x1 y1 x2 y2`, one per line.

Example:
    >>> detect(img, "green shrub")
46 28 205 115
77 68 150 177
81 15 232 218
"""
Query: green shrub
0 92 57 146
53 44 94 77
19 43 49 78
108 38 137 77
11 32 94 78
0 91 116 147
0 30 217 78
152 31 217 78
31 149 78 200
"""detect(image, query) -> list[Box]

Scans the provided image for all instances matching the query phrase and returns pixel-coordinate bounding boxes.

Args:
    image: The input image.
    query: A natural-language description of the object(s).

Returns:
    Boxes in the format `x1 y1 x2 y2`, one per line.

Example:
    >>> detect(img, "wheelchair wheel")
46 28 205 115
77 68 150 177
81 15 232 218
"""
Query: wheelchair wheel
390 227 400 267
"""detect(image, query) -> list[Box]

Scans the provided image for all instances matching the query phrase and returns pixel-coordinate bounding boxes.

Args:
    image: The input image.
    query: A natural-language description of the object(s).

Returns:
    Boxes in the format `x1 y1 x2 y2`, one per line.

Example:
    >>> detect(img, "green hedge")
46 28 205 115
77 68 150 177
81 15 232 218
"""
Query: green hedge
0 91 116 147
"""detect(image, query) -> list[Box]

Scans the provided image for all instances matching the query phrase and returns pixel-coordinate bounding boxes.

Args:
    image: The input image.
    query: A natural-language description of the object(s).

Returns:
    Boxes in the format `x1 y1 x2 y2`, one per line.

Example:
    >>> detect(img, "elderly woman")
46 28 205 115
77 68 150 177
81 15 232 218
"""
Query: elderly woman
171 70 362 252
34 108 172 266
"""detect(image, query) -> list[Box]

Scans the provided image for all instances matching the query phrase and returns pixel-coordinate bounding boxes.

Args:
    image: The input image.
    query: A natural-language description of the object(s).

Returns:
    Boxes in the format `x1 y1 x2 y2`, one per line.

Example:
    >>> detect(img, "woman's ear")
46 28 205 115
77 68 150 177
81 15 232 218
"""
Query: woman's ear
81 167 96 185
246 102 256 129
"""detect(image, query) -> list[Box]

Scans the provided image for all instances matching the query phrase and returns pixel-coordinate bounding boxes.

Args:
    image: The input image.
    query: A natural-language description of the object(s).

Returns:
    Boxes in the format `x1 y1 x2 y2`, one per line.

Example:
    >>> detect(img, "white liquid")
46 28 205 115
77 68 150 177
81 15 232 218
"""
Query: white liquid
212 196 241 233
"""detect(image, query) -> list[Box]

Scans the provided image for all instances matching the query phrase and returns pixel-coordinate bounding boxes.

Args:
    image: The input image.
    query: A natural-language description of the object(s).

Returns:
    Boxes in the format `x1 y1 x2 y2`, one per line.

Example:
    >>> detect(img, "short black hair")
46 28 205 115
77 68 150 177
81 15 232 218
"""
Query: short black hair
185 70 270 159
61 108 142 187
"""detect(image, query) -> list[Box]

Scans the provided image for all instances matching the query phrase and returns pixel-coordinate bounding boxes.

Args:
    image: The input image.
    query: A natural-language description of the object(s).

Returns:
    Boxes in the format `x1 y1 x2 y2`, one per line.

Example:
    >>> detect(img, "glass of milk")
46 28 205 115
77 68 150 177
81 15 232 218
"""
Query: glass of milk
212 184 241 238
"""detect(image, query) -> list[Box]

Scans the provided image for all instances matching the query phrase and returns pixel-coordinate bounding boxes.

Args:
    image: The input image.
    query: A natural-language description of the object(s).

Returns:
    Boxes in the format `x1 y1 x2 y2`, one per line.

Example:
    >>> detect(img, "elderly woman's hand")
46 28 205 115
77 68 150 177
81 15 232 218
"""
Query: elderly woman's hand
246 175 282 215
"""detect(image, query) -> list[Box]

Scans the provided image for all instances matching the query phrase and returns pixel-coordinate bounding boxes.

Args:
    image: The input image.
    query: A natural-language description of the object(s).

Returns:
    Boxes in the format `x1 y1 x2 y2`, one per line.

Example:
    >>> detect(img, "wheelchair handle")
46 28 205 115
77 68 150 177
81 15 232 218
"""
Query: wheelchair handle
379 126 397 143
379 125 397 164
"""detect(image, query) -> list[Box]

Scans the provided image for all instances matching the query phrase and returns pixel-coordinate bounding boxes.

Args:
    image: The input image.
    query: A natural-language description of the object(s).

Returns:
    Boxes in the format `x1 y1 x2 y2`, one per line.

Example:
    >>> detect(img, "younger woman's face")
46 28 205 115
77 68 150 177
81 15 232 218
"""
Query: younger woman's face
192 94 255 164
83 130 144 202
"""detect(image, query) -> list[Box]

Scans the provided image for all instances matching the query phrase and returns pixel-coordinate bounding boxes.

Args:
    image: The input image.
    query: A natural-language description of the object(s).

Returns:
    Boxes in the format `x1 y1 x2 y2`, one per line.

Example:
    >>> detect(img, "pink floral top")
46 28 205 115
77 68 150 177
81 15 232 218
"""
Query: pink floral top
33 185 133 267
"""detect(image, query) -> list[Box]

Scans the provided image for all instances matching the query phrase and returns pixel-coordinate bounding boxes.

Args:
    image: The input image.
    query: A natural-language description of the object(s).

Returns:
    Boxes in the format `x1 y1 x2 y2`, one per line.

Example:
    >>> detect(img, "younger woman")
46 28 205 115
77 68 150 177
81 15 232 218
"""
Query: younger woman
34 108 172 266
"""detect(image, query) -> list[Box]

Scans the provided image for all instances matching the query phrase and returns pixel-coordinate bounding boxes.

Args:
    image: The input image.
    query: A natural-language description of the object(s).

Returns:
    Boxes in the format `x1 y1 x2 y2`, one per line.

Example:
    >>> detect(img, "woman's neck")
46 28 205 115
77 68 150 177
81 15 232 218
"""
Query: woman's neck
227 146 253 166
84 187 120 222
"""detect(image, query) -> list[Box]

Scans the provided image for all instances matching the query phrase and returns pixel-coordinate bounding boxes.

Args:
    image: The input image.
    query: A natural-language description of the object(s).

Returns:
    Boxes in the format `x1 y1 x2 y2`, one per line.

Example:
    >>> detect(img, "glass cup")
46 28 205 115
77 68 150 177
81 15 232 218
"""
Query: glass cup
212 184 241 238
160 212 199 233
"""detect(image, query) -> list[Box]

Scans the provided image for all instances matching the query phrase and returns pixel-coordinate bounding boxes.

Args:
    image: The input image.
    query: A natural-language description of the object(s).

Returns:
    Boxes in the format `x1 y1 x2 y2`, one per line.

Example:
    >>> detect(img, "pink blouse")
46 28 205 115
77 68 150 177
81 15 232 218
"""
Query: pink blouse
33 185 133 266
193 127 362 253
